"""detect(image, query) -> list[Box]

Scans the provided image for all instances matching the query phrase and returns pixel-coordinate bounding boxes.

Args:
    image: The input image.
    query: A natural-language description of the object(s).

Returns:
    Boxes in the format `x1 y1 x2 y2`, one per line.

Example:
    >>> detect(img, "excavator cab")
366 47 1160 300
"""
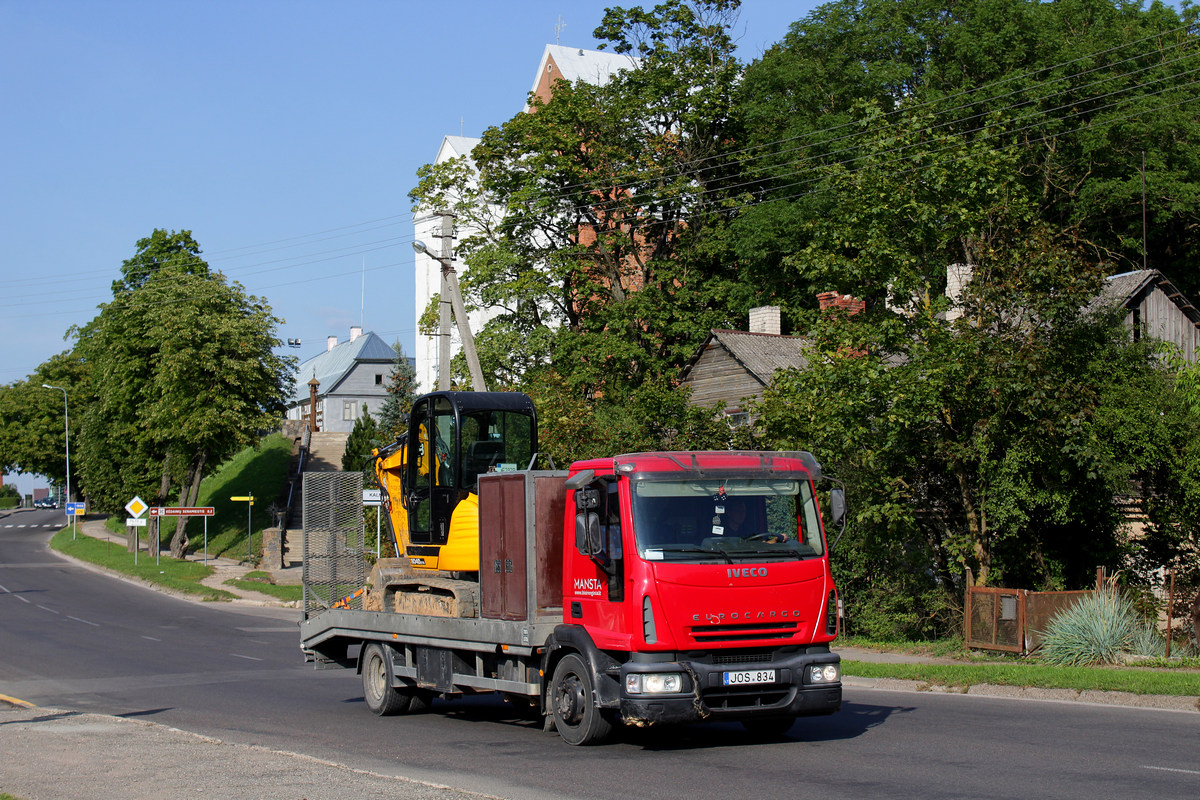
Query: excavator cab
375 391 537 573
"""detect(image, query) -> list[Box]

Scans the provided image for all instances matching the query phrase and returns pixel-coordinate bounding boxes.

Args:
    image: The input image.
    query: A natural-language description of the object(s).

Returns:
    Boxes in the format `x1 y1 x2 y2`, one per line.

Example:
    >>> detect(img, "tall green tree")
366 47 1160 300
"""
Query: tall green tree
342 405 381 473
410 0 749 400
377 341 418 442
735 0 1200 301
0 351 88 494
73 230 293 557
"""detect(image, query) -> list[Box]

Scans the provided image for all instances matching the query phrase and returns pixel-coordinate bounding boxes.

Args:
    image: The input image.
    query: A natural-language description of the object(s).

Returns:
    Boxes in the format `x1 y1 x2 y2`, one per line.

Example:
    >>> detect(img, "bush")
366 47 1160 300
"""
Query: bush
1039 590 1138 666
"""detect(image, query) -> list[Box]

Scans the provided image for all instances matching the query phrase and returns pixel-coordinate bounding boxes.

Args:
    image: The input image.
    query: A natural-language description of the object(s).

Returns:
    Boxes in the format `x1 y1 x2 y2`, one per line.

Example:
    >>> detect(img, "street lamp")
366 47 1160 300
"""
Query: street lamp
413 235 487 391
41 384 71 532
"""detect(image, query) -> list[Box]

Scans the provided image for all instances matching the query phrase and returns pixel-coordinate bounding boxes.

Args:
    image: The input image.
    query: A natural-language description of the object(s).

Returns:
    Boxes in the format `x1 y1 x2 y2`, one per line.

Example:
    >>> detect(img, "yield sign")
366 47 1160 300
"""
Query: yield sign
125 496 148 518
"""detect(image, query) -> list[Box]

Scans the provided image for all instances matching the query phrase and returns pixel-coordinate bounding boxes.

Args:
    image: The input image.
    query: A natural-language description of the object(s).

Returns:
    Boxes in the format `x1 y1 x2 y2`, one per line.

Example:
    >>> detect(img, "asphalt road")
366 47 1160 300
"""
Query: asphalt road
2 517 1198 800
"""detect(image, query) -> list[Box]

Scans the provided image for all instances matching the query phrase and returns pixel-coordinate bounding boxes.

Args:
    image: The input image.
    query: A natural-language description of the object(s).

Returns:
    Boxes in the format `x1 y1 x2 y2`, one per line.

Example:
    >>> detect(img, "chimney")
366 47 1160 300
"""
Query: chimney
817 292 865 315
327 335 338 351
349 326 362 342
748 306 782 335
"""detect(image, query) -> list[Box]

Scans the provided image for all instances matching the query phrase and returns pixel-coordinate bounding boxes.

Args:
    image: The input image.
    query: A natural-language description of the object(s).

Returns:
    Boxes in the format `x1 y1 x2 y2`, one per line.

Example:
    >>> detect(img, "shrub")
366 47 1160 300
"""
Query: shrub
1038 590 1138 666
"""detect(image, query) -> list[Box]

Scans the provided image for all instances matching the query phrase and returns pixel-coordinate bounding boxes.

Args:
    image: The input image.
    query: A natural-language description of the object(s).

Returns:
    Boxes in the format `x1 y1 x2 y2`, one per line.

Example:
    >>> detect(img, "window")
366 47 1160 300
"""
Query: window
375 374 383 385
343 401 358 421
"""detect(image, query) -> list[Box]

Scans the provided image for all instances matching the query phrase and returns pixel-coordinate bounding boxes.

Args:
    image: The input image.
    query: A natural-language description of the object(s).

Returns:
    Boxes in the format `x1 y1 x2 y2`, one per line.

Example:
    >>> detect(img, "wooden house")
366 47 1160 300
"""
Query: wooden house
1094 269 1200 363
680 307 810 421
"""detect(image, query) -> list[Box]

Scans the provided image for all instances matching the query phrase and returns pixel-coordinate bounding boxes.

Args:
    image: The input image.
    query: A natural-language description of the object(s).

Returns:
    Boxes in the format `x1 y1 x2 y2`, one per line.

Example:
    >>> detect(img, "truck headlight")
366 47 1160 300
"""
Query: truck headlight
626 673 684 694
808 664 840 684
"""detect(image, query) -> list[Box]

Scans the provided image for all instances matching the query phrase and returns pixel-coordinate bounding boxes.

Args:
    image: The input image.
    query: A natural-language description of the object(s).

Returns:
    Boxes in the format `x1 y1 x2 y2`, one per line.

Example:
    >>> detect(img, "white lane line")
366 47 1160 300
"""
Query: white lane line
1144 765 1200 776
141 636 161 641
67 615 100 627
0 583 31 603
229 653 263 662
37 605 60 614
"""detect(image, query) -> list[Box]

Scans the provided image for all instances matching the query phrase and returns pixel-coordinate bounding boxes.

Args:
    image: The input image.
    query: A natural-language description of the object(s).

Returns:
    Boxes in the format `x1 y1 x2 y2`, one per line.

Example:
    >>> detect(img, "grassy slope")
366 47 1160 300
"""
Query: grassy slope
51 527 236 601
106 433 293 561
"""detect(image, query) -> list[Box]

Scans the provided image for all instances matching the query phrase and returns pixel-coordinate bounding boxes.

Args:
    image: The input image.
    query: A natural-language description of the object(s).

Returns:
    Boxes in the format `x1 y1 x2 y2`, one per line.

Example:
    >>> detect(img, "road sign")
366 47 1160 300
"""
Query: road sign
126 518 148 527
363 489 381 506
65 502 85 516
230 495 254 505
125 496 148 518
150 506 215 517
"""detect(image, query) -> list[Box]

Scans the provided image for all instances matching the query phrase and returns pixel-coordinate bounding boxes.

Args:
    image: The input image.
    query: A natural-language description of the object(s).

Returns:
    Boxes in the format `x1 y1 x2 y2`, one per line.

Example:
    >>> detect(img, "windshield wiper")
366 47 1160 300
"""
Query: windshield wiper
651 544 734 564
725 545 819 560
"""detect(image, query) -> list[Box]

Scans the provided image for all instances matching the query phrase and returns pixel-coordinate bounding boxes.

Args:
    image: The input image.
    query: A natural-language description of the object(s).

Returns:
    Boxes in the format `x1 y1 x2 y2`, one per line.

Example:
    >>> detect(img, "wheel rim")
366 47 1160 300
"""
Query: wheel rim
554 672 585 727
367 652 386 703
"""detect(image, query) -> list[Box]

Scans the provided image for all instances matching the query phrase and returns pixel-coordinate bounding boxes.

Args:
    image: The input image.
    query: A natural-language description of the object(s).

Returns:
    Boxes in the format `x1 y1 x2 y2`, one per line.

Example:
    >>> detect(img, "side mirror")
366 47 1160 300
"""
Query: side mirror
565 469 596 491
575 511 602 555
829 488 846 529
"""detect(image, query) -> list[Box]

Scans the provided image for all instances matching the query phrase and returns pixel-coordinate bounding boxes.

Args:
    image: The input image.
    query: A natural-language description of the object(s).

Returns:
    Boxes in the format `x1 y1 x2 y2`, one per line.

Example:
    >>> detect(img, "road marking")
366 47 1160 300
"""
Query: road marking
0 583 31 603
37 605 60 614
1145 765 1200 776
0 693 34 708
141 636 161 641
67 615 99 627
229 653 263 661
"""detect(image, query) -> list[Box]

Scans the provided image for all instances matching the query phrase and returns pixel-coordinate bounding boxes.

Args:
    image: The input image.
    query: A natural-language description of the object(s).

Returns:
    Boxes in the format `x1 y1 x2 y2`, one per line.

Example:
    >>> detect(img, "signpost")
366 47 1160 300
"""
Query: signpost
125 496 147 564
230 495 254 562
363 489 382 558
151 507 215 565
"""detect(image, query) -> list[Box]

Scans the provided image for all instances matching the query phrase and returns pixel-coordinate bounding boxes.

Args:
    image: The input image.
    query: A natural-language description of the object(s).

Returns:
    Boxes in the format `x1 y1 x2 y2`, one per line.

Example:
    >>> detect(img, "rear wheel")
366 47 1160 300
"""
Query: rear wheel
550 653 613 746
362 643 412 716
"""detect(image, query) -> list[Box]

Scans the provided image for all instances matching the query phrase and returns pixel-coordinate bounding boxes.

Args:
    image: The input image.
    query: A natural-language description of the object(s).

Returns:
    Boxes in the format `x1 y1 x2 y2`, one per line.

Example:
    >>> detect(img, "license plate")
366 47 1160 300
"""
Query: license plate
722 669 776 686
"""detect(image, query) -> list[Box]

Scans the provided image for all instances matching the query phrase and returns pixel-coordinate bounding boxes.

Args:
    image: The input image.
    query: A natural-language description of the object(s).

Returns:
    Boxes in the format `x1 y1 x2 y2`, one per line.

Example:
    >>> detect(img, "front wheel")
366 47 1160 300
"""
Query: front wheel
550 653 613 745
362 643 412 716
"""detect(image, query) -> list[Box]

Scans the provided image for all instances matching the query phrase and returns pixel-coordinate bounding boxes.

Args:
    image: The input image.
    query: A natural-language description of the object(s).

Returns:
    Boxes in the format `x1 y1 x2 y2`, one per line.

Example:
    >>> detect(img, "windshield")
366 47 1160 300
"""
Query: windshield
632 477 825 563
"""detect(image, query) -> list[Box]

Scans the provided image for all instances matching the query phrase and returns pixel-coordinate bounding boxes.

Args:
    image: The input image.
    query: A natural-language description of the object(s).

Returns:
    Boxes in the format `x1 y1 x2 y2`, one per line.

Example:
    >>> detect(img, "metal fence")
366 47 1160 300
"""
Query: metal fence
965 570 1104 655
302 470 365 620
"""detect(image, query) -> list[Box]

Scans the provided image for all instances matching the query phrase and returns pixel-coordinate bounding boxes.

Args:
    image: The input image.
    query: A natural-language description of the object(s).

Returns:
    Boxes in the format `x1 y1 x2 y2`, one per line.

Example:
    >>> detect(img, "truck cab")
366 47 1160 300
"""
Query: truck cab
548 451 842 743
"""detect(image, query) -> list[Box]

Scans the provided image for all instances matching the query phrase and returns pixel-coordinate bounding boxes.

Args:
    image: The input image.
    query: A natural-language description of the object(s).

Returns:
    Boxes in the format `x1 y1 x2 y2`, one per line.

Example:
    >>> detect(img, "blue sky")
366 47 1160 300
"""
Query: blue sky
0 1 817 492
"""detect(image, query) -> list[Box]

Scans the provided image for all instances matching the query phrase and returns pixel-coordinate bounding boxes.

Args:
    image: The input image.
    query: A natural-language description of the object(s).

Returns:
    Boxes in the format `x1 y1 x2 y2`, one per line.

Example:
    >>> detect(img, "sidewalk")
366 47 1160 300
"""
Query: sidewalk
0 704 496 800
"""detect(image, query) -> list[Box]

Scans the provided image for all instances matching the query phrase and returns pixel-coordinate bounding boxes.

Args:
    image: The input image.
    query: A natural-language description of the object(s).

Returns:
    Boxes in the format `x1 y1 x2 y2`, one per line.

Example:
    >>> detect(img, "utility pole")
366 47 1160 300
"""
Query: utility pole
438 214 453 391
417 213 487 391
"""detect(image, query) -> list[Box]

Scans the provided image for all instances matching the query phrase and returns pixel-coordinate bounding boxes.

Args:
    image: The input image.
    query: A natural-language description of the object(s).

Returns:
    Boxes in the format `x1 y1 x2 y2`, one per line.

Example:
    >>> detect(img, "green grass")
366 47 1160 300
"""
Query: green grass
839 637 1200 696
224 571 303 602
842 659 1200 697
105 433 293 563
51 528 237 601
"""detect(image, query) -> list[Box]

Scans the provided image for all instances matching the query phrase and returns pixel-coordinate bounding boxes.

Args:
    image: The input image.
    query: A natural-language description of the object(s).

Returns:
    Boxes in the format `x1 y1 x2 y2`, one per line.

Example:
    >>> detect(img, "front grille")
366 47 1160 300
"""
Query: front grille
689 622 798 643
707 649 775 665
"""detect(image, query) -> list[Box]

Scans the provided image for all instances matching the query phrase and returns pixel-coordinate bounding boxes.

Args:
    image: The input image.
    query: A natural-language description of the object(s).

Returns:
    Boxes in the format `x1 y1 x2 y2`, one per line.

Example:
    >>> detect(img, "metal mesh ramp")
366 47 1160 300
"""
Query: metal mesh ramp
302 471 365 619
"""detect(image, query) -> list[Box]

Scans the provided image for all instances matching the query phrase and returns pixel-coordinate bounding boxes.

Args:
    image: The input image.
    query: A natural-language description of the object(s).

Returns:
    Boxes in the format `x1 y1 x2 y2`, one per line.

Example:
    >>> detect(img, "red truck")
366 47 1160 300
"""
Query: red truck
300 391 844 745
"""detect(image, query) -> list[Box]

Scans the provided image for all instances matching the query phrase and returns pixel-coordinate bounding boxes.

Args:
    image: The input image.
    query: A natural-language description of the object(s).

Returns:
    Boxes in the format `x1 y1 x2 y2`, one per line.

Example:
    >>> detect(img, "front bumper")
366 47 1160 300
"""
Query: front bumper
617 649 841 726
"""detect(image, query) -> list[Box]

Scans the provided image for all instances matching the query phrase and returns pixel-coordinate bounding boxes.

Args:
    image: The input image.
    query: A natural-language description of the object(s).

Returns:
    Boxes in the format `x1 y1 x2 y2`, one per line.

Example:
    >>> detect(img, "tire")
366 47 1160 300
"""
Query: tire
550 653 613 746
362 643 412 716
741 716 796 738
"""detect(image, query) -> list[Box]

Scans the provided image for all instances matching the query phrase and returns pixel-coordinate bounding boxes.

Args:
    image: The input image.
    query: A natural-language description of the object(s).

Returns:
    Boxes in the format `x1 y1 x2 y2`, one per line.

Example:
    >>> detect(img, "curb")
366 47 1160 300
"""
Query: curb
841 675 1200 713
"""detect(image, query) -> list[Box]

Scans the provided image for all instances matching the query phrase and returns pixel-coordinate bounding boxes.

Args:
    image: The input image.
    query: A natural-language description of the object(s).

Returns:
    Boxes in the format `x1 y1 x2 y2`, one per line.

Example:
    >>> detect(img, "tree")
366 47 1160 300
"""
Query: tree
735 0 1200 302
409 0 749 401
0 351 88 492
376 341 418 442
73 230 294 557
342 405 380 473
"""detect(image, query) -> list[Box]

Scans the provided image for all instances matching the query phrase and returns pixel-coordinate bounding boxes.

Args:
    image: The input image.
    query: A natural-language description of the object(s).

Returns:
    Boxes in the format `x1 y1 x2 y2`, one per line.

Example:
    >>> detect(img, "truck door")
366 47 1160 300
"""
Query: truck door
406 395 458 546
